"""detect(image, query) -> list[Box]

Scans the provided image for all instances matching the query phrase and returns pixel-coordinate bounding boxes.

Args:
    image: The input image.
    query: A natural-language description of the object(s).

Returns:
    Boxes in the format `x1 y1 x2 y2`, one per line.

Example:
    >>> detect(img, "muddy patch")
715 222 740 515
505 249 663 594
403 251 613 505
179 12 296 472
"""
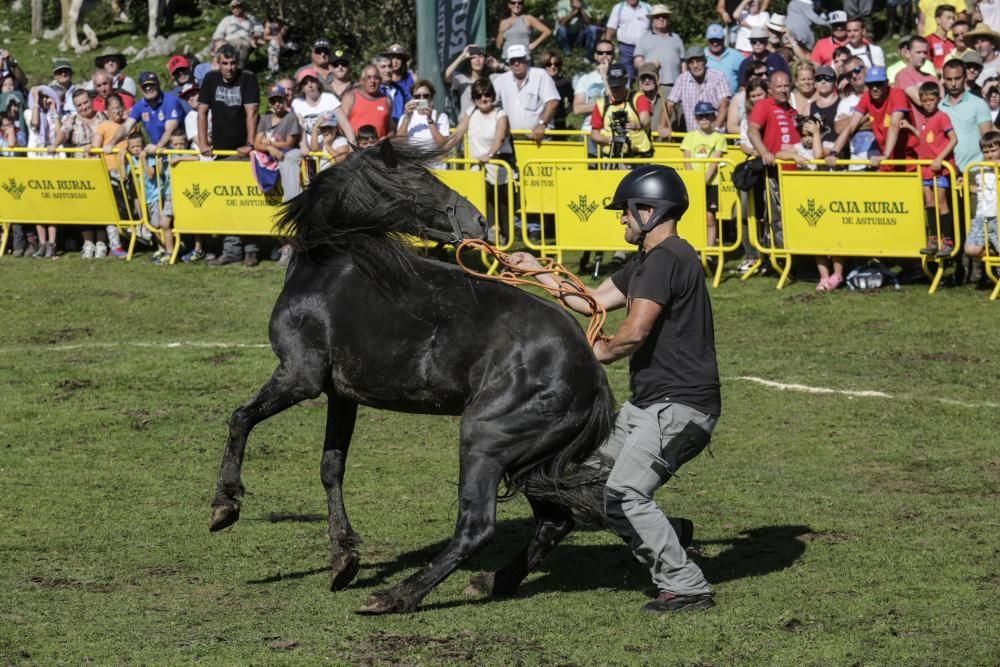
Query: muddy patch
54 378 94 401
29 327 94 345
205 351 240 366
29 575 116 593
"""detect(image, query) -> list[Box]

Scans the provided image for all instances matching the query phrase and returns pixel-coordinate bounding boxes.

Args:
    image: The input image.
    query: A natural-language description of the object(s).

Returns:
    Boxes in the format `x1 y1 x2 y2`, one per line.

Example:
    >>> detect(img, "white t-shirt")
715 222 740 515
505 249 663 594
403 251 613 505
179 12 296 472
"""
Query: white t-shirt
493 68 560 132
573 69 606 132
735 12 770 53
976 169 998 218
398 109 451 169
292 92 342 149
466 106 509 185
606 1 652 45
184 109 212 152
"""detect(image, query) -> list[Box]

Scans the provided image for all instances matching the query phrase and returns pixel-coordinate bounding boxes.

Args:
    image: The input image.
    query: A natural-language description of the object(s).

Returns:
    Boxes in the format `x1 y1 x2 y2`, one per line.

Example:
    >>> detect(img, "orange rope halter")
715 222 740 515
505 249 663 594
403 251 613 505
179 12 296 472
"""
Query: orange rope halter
455 239 610 347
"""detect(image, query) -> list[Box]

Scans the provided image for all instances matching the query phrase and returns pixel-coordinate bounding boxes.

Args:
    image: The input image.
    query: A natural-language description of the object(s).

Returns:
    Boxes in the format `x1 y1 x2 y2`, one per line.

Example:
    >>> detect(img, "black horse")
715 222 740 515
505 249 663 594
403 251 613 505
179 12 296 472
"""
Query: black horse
209 140 615 614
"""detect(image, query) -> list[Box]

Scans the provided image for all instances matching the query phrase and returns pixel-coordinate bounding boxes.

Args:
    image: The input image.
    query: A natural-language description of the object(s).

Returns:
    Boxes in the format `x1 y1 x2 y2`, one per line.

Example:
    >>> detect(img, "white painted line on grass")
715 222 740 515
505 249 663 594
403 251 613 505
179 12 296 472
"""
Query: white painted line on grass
732 375 892 398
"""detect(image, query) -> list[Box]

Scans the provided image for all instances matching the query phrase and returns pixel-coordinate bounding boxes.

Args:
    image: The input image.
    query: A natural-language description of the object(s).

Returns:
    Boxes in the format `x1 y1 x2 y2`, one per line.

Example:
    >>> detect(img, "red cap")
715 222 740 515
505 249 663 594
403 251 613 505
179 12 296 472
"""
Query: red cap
167 55 190 74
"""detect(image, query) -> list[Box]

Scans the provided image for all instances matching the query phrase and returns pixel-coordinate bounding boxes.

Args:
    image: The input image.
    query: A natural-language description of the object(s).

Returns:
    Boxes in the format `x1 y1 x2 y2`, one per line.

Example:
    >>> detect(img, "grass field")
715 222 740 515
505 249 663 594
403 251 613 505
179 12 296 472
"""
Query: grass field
1 253 998 665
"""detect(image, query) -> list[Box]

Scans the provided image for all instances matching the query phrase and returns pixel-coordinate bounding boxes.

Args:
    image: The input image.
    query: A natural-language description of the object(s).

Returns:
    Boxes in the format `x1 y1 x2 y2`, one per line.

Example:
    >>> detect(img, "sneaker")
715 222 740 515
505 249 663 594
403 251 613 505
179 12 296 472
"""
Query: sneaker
641 591 716 614
152 255 170 266
32 243 46 258
920 236 938 255
11 247 24 257
181 248 205 263
243 252 259 268
935 238 955 258
44 242 57 259
737 258 757 275
81 241 96 259
152 248 166 261
109 245 127 258
94 241 108 258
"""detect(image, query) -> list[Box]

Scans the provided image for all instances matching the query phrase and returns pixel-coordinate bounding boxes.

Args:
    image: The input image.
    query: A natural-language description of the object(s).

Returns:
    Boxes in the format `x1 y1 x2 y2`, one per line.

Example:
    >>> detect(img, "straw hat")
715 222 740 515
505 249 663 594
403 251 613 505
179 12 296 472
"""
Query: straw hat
965 23 1000 48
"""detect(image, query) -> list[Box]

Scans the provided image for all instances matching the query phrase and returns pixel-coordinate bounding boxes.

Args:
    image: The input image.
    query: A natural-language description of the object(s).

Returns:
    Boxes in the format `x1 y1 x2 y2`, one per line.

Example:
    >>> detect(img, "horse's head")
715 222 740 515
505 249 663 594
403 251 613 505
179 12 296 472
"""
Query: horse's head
376 141 488 244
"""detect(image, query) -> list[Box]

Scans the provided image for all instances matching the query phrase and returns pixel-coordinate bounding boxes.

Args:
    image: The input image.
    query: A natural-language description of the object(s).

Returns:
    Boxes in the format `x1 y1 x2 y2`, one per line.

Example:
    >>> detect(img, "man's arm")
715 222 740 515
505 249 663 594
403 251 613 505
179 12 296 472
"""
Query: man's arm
105 117 137 150
594 298 662 363
239 104 258 156
827 110 864 165
876 109 906 167
197 103 211 156
155 119 179 151
334 107 356 143
507 251 628 314
747 122 773 164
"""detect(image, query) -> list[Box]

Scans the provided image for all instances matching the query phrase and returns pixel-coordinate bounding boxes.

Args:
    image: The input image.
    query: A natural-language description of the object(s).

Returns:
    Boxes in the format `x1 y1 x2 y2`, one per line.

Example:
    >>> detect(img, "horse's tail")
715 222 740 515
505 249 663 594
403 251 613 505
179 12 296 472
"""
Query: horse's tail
511 379 616 525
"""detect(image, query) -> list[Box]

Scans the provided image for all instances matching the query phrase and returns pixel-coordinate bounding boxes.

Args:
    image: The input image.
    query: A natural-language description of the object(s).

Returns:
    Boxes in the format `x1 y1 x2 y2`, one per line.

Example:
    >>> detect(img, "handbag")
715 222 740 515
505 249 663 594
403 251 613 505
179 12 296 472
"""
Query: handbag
732 157 764 191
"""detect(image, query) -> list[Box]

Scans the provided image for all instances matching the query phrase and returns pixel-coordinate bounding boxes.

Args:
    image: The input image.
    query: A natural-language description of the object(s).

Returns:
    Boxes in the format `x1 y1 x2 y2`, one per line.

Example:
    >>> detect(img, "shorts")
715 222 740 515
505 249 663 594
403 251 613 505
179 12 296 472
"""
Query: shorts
968 215 999 251
706 184 719 213
922 176 950 189
146 199 173 228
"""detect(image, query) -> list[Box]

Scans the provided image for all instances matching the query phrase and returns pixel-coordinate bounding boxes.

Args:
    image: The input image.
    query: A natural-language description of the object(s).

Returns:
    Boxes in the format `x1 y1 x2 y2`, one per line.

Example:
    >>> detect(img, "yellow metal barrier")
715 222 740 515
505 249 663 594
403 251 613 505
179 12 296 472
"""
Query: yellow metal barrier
0 146 152 259
771 159 960 294
962 161 1000 301
517 157 743 287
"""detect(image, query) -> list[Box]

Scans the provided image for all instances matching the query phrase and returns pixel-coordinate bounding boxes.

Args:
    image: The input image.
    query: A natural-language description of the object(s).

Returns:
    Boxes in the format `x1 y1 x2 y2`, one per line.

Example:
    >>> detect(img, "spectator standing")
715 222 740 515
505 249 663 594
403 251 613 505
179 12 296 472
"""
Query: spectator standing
918 0 966 35
895 36 940 104
493 44 559 143
177 82 207 150
605 0 652 82
681 101 727 246
168 56 194 96
397 80 451 168
94 48 136 97
590 62 653 158
26 86 64 258
255 83 302 267
844 0 875 39
845 17 885 68
633 4 684 94
296 40 337 93
940 58 993 173
809 65 841 149
951 19 971 58
964 131 1000 275
343 64 393 138
887 0 915 38
636 62 671 138
667 46 730 134
383 44 418 99
810 10 849 65
194 39 227 86
55 88 104 154
123 134 176 264
786 0 828 50
542 51 574 130
0 49 28 92
329 49 355 99
212 0 257 67
961 50 984 95
789 60 816 113
833 56 874 167
556 0 601 59
705 23 744 94
828 66 914 170
735 0 770 54
292 67 354 152
887 35 938 84
968 24 1000 84
746 70 801 248
90 69 134 113
738 26 789 86
927 5 957 69
572 39 615 138
376 55 406 125
49 59 80 114
444 45 491 115
907 82 957 256
104 72 183 154
496 0 553 54
90 92 132 258
197 44 261 266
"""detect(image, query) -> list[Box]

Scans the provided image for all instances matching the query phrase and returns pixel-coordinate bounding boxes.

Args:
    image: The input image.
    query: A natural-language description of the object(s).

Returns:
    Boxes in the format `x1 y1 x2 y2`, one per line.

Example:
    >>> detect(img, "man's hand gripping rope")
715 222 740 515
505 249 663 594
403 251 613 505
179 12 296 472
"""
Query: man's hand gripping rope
455 239 611 347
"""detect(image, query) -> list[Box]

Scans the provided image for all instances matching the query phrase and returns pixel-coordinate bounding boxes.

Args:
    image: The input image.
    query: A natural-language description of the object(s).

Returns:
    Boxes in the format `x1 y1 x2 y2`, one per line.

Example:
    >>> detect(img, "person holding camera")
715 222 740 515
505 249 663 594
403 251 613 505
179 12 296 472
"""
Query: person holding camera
397 80 450 168
590 62 653 159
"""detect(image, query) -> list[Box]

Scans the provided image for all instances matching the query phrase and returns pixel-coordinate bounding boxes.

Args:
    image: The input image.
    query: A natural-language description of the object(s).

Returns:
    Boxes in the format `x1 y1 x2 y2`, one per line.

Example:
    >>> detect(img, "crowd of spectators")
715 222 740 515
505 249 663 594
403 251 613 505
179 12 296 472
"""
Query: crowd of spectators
2 0 1000 284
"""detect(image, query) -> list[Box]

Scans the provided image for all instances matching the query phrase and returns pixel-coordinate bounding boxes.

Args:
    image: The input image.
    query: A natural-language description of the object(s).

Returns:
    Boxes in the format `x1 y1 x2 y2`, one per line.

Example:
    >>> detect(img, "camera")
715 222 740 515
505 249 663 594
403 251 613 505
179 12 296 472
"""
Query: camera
416 99 429 111
611 109 629 134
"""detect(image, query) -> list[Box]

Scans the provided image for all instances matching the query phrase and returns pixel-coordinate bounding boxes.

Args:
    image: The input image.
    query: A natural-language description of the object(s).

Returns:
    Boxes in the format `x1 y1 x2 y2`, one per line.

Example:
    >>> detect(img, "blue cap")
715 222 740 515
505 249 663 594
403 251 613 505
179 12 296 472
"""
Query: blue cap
864 66 888 84
138 71 159 86
694 101 717 116
706 24 726 40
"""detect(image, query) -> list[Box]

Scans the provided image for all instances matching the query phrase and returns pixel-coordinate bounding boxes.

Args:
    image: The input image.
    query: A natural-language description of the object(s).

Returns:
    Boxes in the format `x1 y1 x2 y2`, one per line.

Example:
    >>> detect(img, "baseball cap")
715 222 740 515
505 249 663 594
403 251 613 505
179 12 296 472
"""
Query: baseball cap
828 10 848 24
706 24 726 41
816 65 836 78
266 84 287 99
864 66 888 84
637 62 659 79
331 48 349 65
607 62 629 86
505 43 530 61
52 58 72 73
319 116 338 129
167 55 190 74
296 67 320 83
179 82 199 96
138 71 159 86
313 39 331 51
229 0 242 6
684 45 706 61
694 101 717 116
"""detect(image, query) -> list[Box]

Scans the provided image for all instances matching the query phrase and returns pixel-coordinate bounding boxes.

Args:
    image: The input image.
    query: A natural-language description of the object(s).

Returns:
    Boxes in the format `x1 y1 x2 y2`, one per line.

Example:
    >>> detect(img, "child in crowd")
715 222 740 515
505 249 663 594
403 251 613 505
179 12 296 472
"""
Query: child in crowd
124 132 175 265
27 86 63 258
793 115 845 291
905 81 958 258
680 101 727 248
356 124 379 149
311 114 349 170
965 131 1000 283
165 128 203 263
91 92 131 258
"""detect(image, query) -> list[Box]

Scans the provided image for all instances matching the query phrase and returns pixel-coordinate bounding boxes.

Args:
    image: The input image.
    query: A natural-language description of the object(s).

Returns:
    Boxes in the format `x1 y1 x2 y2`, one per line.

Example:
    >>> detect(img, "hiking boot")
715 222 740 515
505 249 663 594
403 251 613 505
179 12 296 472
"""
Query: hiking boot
81 241 96 259
94 241 108 258
935 238 955 258
208 254 243 266
641 591 716 614
243 252 259 268
920 236 938 255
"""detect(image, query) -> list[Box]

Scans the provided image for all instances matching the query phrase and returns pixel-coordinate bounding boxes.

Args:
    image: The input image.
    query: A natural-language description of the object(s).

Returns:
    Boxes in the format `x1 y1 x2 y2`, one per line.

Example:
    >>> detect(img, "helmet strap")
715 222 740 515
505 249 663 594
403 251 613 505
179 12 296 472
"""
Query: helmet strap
628 199 675 234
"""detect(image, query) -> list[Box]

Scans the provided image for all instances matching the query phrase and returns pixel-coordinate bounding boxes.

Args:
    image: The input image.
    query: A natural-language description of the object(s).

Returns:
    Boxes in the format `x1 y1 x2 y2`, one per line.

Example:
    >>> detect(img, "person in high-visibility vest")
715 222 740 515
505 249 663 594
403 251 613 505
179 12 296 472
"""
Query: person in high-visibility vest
589 62 654 158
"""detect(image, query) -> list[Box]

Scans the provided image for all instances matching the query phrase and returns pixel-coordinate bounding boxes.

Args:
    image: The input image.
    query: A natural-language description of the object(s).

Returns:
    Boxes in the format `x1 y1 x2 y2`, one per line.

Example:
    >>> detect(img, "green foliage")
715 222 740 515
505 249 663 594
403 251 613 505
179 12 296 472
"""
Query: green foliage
0 253 998 664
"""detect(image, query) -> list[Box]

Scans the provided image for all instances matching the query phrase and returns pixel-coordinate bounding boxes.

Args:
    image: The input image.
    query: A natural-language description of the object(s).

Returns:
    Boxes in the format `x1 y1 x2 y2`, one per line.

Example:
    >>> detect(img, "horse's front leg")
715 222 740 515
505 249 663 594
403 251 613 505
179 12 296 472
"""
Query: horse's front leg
322 394 362 590
210 364 323 531
357 453 504 614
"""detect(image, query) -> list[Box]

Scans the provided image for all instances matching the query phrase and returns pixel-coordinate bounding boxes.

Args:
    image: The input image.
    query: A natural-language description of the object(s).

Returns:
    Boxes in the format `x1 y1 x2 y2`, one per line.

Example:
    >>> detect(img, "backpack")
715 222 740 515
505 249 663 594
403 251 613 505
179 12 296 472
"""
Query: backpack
845 262 900 290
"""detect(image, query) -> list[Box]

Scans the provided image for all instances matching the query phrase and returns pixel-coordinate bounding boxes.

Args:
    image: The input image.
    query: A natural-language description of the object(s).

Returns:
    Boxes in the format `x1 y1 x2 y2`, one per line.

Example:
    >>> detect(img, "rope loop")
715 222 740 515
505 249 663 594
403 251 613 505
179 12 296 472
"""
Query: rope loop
455 239 610 347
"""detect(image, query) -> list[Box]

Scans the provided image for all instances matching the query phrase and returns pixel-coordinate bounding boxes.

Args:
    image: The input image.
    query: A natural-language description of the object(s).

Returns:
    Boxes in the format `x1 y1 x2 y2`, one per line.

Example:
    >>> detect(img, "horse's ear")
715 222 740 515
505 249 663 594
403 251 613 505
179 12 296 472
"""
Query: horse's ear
379 139 399 169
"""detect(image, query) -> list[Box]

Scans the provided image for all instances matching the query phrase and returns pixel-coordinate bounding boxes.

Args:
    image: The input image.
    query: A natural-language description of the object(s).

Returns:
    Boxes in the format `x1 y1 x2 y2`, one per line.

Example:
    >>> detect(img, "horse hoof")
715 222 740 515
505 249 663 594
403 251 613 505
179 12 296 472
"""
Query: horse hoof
356 590 412 615
329 550 360 591
463 572 494 597
209 504 240 532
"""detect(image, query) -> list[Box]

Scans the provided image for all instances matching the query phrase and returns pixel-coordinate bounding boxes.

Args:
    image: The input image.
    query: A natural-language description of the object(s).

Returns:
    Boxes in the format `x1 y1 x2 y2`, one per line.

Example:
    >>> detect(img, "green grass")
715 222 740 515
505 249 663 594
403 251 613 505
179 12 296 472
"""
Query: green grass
1 254 998 665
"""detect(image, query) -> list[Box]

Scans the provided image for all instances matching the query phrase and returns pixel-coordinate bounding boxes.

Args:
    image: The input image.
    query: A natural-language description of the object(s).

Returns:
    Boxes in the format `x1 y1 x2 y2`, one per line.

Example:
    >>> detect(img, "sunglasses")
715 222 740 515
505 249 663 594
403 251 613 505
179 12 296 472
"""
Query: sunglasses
314 48 330 55
851 65 865 75
412 93 432 99
332 61 349 67
595 49 614 56
815 75 835 82
475 94 495 100
509 57 528 64
141 84 158 91
694 113 715 120
750 38 768 44
545 62 561 68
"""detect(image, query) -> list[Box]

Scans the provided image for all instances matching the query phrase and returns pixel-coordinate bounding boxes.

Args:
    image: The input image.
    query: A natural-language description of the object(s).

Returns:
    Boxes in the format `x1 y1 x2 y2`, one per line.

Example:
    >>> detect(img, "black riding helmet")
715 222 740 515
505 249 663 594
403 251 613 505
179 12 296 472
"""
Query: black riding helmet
605 165 689 234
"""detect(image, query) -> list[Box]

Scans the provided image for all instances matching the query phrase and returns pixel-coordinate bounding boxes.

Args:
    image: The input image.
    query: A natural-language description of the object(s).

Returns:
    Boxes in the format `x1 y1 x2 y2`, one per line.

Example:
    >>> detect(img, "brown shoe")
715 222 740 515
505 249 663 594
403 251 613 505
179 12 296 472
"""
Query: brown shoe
243 252 259 267
641 591 715 614
208 254 243 266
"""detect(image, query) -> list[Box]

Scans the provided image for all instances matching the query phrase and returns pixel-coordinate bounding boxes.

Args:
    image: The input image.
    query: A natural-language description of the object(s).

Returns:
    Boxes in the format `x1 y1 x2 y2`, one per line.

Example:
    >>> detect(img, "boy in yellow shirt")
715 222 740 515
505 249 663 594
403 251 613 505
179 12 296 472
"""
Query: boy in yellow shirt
680 101 727 247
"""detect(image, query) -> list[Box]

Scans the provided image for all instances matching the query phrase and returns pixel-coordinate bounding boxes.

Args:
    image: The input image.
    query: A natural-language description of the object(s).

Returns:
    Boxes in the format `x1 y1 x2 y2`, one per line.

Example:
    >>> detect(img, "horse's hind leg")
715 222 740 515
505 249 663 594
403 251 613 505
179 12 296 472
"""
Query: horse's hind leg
321 394 362 591
487 497 575 598
357 453 505 614
210 364 324 531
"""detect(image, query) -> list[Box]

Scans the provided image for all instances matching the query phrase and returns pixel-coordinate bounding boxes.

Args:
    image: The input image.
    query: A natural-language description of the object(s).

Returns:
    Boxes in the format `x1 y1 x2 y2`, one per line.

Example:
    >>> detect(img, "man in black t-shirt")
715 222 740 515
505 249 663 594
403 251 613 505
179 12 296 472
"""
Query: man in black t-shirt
196 43 262 266
509 165 721 615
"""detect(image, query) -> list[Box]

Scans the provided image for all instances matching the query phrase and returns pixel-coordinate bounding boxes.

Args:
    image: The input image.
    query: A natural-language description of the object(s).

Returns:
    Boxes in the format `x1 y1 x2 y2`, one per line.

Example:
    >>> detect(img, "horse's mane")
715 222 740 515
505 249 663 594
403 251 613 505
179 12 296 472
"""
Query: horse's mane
276 140 451 288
